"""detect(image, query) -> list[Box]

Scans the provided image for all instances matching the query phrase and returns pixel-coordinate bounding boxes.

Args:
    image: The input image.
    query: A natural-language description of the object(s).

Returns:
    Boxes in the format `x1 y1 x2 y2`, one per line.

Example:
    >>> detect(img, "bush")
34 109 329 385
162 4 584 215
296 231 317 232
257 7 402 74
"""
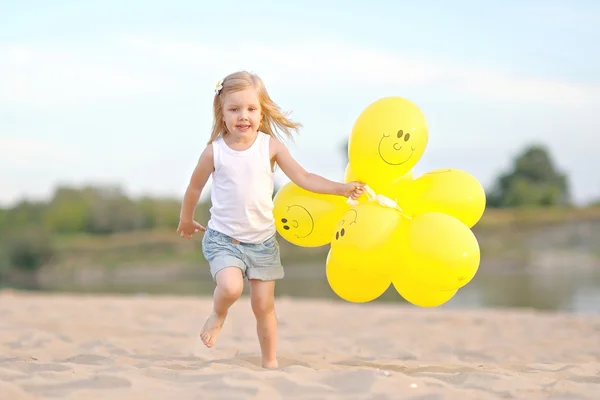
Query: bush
3 228 56 272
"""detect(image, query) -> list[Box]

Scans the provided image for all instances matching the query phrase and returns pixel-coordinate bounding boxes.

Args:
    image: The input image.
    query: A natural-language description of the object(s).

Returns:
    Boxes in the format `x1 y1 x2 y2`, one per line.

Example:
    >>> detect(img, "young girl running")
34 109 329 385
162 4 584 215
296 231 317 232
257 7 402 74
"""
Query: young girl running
177 71 365 369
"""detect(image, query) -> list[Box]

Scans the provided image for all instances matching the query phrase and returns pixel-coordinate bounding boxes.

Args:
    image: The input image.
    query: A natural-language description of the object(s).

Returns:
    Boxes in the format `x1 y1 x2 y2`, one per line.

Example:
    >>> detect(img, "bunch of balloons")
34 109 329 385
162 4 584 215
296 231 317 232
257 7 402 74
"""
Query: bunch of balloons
273 97 486 307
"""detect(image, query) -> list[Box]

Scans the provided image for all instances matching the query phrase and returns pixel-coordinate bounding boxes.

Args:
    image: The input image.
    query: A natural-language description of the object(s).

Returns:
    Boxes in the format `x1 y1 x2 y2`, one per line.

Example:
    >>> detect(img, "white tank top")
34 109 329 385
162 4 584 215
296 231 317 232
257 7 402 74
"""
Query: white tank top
207 131 276 243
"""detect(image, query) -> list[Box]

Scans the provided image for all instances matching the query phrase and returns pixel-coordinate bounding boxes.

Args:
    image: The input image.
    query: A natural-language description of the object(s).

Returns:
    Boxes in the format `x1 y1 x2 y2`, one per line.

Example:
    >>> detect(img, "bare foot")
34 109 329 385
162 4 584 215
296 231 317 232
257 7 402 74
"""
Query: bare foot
200 311 226 348
262 359 279 369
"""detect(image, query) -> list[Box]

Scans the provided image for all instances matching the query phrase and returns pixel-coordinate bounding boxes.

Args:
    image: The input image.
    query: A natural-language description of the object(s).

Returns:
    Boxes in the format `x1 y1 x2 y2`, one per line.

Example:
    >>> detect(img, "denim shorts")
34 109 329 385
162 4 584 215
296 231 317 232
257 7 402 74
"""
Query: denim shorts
201 227 284 281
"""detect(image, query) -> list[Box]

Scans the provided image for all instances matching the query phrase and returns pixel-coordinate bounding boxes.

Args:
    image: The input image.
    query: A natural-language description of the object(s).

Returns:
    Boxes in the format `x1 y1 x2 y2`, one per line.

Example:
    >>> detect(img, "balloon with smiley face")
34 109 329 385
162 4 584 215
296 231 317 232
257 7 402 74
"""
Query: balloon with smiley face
348 97 428 194
329 201 410 279
273 181 350 247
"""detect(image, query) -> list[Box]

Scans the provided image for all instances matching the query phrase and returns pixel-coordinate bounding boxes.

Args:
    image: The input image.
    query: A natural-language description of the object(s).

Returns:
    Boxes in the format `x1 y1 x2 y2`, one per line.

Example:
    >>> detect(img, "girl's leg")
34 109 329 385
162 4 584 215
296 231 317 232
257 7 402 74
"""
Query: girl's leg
249 278 278 369
200 266 244 348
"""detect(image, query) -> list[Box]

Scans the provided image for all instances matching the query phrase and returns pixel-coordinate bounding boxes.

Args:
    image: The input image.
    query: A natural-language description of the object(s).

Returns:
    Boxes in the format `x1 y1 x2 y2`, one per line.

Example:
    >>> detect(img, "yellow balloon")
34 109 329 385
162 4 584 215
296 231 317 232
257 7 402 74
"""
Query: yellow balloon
392 277 458 307
329 201 409 277
348 97 428 193
396 168 486 228
326 250 390 303
401 212 480 291
273 182 349 247
380 169 415 201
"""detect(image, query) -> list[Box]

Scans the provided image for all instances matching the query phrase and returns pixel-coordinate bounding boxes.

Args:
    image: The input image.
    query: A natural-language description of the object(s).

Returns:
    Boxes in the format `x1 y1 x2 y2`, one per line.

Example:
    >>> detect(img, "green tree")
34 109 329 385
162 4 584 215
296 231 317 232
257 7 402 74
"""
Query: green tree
43 186 92 233
84 186 142 234
42 185 144 234
137 196 191 229
487 144 570 208
0 200 46 234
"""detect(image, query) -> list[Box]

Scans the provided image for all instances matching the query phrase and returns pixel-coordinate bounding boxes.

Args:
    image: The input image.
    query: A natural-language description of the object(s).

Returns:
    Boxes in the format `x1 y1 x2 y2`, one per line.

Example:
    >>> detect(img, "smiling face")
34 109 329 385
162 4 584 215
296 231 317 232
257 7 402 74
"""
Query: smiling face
273 181 351 248
331 202 403 252
378 129 415 165
348 97 428 189
279 205 314 239
333 209 357 241
329 201 410 277
221 87 263 137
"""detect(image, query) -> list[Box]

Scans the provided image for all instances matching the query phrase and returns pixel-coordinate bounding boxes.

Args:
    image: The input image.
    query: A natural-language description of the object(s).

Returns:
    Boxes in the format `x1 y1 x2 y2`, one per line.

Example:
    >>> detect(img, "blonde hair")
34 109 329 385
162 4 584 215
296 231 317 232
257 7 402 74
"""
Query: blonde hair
208 71 302 144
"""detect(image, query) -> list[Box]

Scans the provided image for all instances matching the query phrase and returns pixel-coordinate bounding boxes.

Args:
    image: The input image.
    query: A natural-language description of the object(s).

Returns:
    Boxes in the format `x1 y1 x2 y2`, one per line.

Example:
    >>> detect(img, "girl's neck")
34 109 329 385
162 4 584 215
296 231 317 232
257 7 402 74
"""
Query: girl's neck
223 131 259 151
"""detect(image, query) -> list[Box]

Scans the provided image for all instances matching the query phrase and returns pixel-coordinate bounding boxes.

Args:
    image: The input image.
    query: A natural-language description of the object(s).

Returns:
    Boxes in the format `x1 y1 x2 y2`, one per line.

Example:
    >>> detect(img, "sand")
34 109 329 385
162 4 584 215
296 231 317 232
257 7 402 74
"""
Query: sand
0 290 599 400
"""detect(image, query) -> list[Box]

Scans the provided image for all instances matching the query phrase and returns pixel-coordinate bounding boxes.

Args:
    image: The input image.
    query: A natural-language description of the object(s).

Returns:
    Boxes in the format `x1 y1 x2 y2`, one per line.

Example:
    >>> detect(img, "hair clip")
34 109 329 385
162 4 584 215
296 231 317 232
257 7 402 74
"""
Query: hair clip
215 79 224 95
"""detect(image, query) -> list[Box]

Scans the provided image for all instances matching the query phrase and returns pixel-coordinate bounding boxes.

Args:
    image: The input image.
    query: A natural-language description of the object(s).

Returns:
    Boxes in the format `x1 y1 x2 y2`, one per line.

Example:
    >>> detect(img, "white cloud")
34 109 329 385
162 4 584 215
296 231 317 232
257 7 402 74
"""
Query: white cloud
0 36 597 110
118 35 598 104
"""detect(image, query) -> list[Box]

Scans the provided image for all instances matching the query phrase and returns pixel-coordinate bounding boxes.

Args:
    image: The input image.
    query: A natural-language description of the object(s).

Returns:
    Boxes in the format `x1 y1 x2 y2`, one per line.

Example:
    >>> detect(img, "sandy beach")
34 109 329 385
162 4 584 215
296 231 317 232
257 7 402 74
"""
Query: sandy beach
1 290 599 400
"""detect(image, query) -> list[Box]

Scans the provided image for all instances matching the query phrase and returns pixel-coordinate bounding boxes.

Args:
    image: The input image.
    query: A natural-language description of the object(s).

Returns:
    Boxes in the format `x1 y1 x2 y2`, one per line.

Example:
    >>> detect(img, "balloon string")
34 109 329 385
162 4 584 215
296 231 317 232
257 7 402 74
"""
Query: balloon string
347 185 412 220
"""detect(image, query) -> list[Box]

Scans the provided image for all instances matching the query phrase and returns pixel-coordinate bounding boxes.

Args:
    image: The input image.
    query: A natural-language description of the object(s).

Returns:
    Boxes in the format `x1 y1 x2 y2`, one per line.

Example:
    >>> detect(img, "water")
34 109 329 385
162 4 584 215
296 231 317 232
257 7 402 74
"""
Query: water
38 259 600 314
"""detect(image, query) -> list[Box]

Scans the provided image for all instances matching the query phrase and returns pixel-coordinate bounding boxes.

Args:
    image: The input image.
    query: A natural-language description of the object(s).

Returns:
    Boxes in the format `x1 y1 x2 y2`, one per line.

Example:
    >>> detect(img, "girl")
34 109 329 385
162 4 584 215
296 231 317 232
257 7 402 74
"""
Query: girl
177 71 365 369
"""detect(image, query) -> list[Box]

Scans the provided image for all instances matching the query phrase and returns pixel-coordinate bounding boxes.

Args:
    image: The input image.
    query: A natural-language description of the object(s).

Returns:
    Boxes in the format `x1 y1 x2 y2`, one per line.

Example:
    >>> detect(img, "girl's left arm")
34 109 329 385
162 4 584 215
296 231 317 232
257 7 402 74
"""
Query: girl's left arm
272 139 364 198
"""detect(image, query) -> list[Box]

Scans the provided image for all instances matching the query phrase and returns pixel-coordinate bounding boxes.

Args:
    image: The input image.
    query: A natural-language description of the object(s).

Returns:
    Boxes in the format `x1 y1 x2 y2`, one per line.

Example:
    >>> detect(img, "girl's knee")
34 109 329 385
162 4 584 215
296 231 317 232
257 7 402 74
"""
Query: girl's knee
215 267 244 299
219 281 243 299
251 295 274 317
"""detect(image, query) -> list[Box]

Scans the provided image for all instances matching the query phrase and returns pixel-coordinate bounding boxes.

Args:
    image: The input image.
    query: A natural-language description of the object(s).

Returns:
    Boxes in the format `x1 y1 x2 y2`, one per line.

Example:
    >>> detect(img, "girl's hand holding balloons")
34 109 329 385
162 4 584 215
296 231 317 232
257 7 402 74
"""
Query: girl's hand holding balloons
340 181 366 200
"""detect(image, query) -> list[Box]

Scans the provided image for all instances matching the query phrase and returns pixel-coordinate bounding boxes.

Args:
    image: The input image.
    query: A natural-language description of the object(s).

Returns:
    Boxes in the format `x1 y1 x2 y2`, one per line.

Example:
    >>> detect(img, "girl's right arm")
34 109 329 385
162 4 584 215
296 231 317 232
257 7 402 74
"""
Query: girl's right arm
177 145 214 237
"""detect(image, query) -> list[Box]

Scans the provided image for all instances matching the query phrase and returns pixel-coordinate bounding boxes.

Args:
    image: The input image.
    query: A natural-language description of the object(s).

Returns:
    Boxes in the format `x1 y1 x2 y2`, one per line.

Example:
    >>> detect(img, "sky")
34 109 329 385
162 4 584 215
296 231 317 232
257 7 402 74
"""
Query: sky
1 0 599 207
